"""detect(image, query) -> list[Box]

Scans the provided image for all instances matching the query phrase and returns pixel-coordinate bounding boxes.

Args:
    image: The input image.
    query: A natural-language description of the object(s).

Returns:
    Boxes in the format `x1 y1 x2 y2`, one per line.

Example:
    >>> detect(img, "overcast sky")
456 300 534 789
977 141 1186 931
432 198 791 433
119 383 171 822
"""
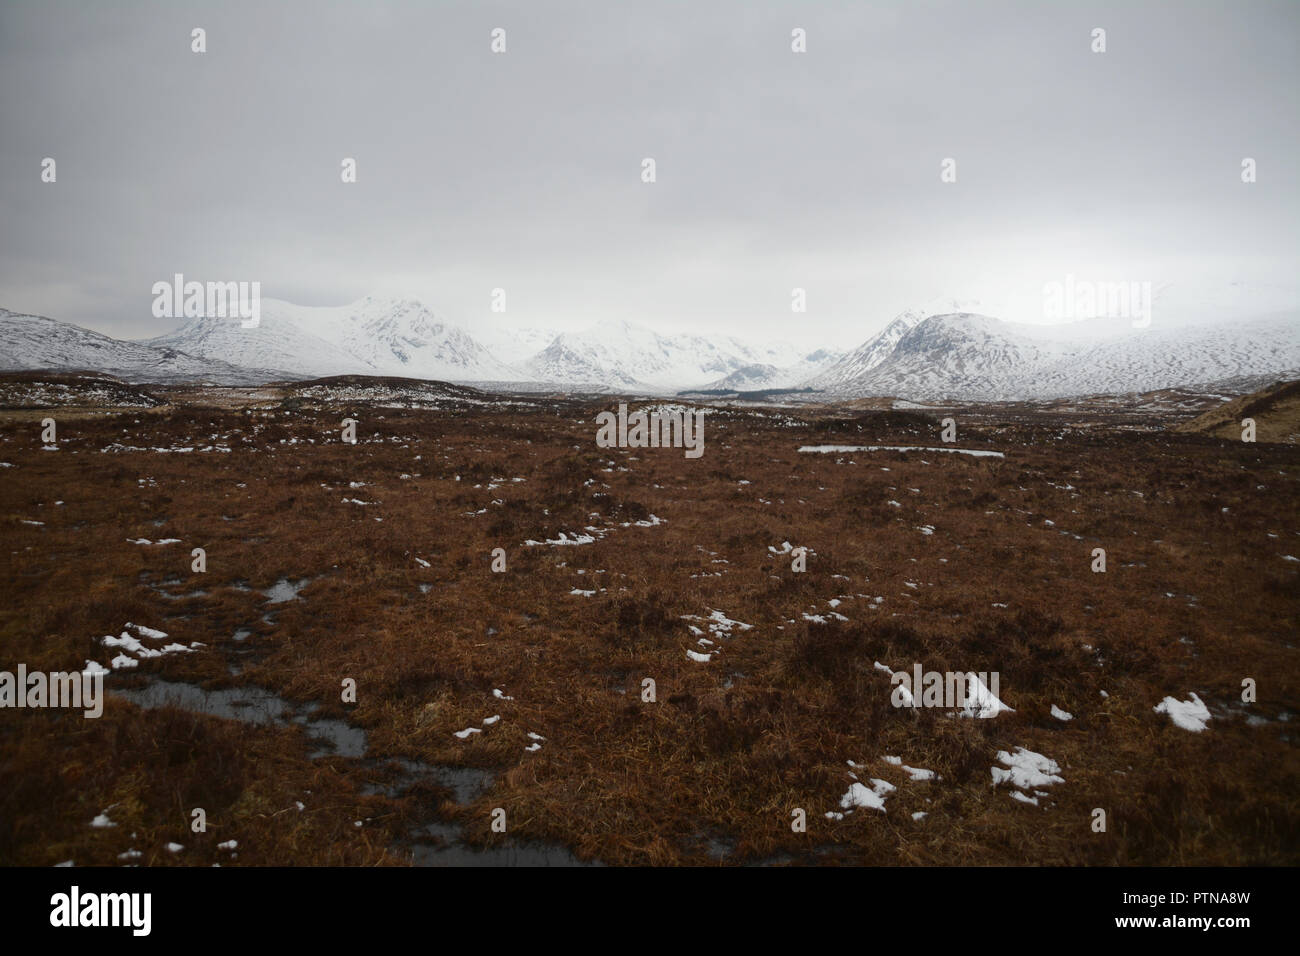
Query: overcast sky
1 0 1297 347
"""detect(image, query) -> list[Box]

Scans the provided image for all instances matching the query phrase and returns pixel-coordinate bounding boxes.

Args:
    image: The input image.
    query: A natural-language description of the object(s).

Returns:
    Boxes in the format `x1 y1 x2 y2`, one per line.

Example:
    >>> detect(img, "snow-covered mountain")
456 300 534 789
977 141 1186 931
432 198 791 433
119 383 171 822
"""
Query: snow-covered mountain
821 312 1052 399
4 300 820 391
144 296 522 382
1029 312 1300 398
475 324 565 365
699 348 845 391
522 319 805 391
7 291 1295 399
0 308 289 384
808 310 1300 401
805 298 981 391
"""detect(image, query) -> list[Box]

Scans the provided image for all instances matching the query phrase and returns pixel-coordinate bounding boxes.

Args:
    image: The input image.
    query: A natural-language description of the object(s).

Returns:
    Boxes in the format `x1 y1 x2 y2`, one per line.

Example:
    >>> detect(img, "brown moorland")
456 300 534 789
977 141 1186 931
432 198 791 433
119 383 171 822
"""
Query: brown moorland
1 376 1297 866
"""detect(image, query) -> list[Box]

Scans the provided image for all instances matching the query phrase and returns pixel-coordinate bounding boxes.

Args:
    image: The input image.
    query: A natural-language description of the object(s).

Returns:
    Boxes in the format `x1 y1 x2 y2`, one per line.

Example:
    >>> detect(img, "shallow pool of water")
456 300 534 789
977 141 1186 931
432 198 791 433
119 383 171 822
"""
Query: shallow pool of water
406 824 597 867
111 677 589 866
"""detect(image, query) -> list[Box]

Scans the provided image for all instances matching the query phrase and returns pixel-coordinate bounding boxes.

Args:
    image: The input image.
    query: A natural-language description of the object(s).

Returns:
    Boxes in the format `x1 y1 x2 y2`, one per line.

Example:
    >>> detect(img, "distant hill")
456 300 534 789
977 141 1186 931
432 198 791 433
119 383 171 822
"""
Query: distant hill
1174 379 1300 444
0 369 165 409
280 374 497 409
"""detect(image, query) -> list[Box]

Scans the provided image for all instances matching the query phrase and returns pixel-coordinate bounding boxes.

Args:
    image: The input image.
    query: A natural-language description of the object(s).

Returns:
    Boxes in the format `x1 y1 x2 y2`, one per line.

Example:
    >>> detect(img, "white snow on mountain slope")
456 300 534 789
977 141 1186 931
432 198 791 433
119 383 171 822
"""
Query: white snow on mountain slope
475 324 565 365
9 287 1295 399
142 304 362 379
700 348 845 391
696 363 782 391
823 312 1051 400
1031 312 1300 398
523 333 645 389
522 319 805 391
813 311 1300 401
0 308 289 384
144 296 522 382
805 299 982 391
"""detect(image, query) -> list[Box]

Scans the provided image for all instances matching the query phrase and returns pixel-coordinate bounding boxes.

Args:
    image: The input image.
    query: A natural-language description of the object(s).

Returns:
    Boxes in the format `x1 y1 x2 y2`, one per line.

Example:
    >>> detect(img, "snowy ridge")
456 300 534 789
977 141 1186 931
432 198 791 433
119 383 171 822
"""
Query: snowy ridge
474 324 565 365
804 311 1300 401
524 318 806 391
5 291 1297 398
145 296 522 383
0 308 289 384
699 348 845 391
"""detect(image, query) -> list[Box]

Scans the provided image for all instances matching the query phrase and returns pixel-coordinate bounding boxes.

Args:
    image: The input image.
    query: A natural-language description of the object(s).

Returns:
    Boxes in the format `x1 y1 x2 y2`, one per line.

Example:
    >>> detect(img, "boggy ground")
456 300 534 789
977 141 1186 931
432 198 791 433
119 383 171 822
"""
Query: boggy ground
1 382 1297 866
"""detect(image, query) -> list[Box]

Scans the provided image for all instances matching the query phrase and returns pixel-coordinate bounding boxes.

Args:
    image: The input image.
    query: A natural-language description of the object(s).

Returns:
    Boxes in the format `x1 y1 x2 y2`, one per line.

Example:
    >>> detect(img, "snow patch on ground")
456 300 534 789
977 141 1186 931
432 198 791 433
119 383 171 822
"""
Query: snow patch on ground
799 444 1005 459
836 778 896 814
991 747 1064 804
1154 692 1212 732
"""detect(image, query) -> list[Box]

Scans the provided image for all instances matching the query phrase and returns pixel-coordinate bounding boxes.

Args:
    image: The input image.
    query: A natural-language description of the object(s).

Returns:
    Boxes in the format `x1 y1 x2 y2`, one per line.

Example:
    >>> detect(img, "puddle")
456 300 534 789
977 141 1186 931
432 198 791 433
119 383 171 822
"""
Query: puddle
143 581 209 601
411 762 492 804
393 763 590 866
110 677 582 865
406 832 596 867
114 680 291 724
112 679 365 758
294 715 366 759
360 758 492 801
706 836 735 860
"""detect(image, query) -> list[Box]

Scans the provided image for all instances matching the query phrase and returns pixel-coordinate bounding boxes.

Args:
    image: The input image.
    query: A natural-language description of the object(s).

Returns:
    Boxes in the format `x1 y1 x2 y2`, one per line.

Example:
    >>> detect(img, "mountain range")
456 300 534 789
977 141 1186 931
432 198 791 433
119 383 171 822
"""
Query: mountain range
2 294 1296 401
521 319 823 391
144 296 521 383
0 307 289 385
808 309 1299 400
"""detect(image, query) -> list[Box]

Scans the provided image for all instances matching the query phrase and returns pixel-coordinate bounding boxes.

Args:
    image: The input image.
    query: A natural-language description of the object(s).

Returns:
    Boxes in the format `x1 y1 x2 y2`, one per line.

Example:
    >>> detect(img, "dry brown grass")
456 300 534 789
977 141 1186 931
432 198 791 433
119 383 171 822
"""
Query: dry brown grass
1175 379 1300 444
1 380 1297 865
